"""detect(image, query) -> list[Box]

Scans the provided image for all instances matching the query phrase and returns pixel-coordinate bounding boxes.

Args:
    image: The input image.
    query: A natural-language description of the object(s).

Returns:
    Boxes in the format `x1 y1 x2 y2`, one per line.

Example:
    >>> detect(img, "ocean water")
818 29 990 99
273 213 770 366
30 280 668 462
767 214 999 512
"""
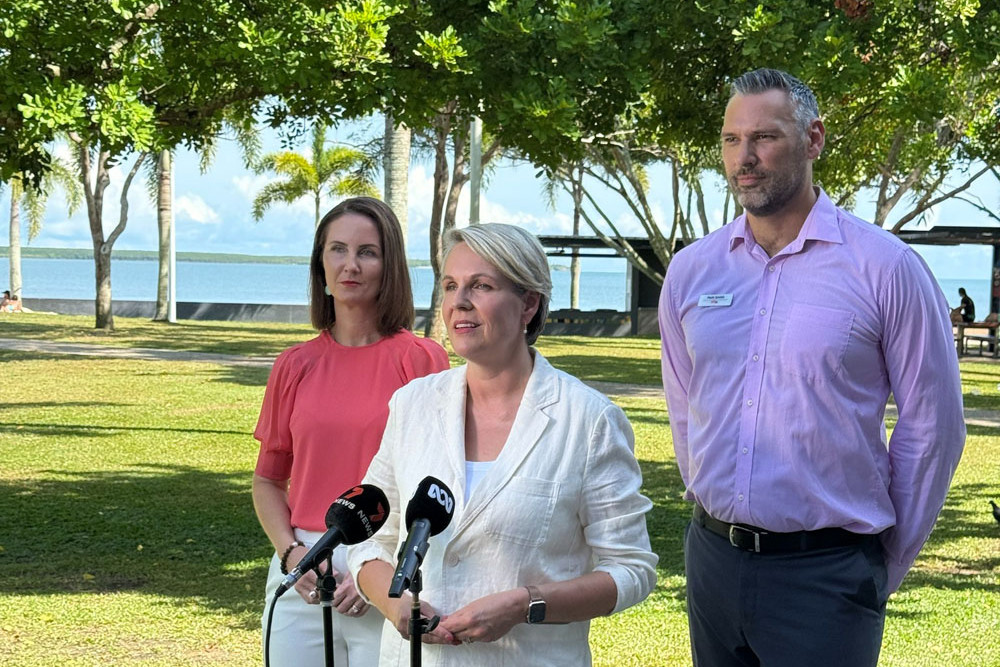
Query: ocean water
0 257 631 311
1 257 990 315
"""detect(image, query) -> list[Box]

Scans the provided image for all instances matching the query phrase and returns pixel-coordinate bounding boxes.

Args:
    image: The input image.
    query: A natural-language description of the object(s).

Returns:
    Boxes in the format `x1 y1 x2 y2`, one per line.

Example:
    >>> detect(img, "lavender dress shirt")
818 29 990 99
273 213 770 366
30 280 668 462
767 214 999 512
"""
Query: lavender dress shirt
659 189 965 592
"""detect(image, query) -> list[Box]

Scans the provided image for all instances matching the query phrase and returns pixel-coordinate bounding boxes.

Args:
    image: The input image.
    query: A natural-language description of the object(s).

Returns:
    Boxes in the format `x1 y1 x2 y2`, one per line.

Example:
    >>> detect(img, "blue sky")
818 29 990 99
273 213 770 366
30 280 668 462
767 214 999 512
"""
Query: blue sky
2 115 997 281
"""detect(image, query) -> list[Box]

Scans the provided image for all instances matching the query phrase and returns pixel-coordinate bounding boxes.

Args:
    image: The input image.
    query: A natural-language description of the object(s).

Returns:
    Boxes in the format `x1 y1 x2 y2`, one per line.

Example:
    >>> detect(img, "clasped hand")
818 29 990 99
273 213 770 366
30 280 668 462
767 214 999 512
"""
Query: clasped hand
391 589 526 646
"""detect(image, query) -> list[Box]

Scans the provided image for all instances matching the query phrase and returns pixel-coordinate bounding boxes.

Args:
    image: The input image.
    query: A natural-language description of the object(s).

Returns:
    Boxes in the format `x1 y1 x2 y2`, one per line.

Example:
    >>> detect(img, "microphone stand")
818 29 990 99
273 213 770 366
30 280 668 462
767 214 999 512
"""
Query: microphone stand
407 569 439 667
316 552 338 667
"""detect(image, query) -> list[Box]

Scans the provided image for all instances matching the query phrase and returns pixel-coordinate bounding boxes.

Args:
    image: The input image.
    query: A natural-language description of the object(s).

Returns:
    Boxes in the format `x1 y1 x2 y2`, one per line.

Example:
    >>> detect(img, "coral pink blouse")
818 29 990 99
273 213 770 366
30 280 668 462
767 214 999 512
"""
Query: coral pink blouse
254 329 449 531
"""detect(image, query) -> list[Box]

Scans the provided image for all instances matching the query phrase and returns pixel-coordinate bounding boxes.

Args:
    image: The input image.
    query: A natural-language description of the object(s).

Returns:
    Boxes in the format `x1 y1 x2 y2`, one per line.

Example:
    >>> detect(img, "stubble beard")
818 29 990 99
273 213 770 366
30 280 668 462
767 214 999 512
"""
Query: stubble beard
730 163 807 218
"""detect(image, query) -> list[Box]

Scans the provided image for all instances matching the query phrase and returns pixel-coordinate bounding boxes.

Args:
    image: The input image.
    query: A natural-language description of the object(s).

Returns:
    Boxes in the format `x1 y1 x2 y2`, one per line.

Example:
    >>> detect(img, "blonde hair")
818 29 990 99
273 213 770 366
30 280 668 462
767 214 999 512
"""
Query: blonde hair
444 223 552 345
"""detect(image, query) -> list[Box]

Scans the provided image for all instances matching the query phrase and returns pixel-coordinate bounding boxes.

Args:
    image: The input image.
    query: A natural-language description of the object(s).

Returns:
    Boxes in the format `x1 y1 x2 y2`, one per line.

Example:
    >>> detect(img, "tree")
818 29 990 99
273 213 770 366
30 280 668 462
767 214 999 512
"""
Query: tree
538 0 1000 283
251 122 378 227
417 104 503 342
4 158 82 300
2 0 465 329
383 115 412 244
72 138 150 329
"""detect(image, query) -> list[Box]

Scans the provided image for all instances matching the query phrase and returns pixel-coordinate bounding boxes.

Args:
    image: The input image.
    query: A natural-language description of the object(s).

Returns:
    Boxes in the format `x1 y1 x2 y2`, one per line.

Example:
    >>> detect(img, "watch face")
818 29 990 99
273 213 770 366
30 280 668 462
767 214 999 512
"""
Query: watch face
528 600 546 624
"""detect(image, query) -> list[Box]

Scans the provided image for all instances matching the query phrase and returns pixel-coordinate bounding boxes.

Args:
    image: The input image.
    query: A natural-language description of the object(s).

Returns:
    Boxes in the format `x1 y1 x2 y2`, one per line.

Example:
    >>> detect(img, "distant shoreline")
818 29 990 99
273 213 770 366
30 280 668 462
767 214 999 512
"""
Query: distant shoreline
0 246 432 268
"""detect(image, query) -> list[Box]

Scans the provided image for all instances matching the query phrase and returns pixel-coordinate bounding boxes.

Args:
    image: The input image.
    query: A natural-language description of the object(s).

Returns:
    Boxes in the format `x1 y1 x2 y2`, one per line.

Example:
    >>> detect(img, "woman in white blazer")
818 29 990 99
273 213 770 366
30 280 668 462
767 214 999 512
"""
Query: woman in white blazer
348 223 657 666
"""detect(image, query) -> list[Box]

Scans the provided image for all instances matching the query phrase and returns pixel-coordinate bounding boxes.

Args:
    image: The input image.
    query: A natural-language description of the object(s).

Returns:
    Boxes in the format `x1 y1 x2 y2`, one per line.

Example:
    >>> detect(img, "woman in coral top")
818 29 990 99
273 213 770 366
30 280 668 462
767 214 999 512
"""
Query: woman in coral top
252 197 449 666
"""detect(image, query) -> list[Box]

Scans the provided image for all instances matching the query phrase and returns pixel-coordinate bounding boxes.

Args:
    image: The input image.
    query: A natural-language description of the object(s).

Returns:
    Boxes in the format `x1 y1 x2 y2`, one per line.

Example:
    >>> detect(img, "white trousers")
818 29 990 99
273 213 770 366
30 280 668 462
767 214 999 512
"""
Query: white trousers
261 531 383 667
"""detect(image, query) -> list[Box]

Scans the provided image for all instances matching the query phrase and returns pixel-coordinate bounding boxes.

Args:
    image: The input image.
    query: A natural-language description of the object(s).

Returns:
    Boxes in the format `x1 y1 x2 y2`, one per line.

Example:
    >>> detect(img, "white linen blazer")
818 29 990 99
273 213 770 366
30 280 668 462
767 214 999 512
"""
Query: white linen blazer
348 352 657 666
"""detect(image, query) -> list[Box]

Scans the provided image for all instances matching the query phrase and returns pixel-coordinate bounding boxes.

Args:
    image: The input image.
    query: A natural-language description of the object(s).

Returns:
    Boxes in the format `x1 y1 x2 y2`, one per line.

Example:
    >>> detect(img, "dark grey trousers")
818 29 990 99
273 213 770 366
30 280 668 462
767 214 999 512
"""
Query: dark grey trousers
684 519 888 667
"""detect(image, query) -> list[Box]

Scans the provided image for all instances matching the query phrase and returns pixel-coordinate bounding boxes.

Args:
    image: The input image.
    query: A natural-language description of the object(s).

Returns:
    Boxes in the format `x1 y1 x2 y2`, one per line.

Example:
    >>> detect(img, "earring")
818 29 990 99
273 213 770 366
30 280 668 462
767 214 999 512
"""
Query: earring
324 285 331 296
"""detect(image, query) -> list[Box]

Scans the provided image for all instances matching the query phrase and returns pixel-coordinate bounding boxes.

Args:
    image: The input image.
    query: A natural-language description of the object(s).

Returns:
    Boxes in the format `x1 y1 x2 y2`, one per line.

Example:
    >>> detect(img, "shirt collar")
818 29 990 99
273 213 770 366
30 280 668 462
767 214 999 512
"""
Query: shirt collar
727 188 843 254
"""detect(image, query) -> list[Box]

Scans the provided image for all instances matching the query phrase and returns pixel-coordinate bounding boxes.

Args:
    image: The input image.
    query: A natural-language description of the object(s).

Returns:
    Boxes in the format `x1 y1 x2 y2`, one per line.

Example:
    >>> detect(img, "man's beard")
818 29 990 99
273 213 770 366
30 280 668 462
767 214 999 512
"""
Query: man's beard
729 160 807 217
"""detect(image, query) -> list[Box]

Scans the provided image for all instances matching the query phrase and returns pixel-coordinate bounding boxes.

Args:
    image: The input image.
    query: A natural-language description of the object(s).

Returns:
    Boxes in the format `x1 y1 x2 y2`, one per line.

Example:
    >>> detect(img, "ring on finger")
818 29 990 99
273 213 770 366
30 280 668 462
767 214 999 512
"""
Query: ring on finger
308 590 318 601
349 603 360 614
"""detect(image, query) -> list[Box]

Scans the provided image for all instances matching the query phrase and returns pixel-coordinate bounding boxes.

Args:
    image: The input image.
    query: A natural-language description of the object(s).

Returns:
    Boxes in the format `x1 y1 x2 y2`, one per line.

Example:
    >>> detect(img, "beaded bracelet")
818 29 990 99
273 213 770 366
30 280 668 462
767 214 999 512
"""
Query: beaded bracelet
279 540 304 575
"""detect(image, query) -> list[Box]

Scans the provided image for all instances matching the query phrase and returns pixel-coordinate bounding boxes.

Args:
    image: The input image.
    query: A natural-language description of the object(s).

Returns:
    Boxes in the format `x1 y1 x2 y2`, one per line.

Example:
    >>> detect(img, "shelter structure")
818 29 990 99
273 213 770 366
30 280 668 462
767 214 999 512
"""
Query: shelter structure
898 226 1000 313
537 235 663 335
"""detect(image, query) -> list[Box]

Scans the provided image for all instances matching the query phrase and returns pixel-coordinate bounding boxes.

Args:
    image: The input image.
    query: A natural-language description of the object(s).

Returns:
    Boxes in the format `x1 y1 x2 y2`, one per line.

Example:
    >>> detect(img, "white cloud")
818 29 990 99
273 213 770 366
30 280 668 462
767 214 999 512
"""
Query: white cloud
175 195 220 224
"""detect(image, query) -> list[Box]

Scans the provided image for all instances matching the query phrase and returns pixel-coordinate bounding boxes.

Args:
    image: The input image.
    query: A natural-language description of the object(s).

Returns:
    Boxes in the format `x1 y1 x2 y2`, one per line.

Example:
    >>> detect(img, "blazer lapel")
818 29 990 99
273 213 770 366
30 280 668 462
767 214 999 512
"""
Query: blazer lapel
433 364 469 508
451 354 561 536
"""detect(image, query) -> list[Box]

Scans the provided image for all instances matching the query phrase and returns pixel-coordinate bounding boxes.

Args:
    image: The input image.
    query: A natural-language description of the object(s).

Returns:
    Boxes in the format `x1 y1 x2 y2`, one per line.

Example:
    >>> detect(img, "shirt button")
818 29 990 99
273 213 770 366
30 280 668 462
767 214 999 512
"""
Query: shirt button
448 555 459 567
768 266 776 272
742 447 748 454
752 354 759 361
738 494 744 501
759 308 766 315
746 399 753 406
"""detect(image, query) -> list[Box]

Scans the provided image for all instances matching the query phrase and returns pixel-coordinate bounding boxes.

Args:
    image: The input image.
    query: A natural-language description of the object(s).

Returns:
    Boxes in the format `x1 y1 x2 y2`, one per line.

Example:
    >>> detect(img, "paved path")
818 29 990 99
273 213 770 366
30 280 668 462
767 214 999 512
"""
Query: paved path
3 337 999 427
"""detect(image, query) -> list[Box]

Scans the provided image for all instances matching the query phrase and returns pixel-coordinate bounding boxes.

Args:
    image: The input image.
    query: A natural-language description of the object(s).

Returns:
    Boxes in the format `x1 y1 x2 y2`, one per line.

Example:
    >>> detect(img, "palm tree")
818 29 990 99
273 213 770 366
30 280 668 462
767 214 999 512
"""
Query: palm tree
5 156 82 299
251 122 379 226
383 114 411 243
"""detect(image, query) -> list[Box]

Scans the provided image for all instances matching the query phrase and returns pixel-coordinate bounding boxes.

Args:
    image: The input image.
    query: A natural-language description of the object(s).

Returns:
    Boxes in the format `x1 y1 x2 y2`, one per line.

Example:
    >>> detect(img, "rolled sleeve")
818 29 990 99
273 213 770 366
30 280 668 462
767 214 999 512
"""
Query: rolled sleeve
582 404 658 612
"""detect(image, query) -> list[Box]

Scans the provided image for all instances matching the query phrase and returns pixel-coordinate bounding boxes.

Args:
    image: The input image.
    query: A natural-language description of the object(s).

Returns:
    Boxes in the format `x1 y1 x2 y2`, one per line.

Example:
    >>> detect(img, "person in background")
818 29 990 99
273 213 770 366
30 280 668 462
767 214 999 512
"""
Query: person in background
659 68 965 667
252 197 450 666
2 290 22 313
349 223 657 666
958 287 975 323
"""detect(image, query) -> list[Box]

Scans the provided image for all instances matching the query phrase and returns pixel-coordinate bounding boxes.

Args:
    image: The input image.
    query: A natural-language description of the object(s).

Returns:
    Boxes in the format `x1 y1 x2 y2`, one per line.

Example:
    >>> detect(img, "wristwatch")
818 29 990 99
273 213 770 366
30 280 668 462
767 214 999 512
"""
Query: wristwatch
525 585 546 624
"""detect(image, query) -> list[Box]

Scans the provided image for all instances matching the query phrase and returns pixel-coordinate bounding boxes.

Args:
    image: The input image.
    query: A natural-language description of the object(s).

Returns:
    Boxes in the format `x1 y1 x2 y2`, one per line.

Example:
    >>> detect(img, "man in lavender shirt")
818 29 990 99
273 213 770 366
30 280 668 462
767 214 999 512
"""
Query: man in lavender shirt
659 68 965 666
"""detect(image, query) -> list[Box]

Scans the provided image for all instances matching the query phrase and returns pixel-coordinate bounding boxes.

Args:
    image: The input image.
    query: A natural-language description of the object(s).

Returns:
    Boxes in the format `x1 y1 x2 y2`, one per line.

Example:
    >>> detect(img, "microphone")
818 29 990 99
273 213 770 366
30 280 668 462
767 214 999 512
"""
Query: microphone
274 484 389 598
388 476 455 598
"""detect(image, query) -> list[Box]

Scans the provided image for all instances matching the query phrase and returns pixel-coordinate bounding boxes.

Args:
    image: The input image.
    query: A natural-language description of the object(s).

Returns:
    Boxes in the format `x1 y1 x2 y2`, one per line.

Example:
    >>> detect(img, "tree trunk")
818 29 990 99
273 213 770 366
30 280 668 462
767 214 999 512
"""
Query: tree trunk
77 141 147 331
154 150 172 321
570 165 582 309
8 178 23 299
423 112 453 341
383 114 411 246
429 130 469 343
79 145 115 330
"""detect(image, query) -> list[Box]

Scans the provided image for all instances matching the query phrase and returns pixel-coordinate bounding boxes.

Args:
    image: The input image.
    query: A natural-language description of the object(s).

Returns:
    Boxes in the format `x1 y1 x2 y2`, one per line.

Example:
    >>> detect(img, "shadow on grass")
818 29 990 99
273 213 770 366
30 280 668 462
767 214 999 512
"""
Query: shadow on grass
0 464 270 628
0 349 272 389
897 480 1000 591
213 364 272 388
1 316 308 358
638 457 689 601
3 421 252 438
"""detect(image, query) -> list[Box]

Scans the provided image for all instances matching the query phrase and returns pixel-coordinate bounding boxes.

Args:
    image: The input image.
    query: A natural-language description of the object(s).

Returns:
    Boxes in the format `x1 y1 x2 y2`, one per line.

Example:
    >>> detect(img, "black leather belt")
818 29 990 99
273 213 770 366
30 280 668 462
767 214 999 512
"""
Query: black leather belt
693 505 871 553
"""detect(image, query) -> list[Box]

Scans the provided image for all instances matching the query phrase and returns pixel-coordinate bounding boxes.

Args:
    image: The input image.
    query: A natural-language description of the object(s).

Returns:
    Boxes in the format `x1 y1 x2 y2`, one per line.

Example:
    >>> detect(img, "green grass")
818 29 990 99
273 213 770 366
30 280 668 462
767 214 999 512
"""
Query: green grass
1 314 998 666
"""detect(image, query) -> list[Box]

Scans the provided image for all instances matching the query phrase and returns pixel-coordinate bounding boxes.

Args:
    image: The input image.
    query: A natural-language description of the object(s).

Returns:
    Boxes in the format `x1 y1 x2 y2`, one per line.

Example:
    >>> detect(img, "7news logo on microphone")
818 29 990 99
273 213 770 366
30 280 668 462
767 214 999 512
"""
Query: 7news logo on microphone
336 485 388 539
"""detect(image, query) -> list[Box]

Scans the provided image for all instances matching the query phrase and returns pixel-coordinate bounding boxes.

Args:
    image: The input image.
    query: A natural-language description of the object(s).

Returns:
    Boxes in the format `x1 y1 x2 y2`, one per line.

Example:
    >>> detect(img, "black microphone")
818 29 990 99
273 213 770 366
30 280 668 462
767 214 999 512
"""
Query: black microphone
275 484 389 598
388 476 455 598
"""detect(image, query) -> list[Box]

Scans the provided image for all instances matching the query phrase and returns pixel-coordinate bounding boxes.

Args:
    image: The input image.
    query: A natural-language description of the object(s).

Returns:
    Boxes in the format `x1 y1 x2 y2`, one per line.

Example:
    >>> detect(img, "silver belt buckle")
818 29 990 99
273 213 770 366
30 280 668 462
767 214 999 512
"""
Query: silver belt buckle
729 525 761 552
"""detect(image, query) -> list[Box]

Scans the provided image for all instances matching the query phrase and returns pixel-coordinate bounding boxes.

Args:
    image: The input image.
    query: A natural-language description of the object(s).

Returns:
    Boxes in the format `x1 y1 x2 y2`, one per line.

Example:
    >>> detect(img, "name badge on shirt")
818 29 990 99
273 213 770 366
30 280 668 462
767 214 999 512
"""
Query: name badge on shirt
698 293 733 307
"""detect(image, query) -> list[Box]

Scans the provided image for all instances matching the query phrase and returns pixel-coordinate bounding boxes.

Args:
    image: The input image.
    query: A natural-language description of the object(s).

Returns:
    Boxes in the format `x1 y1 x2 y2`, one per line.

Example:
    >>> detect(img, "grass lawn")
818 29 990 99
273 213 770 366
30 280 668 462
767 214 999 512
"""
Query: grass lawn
1 314 998 666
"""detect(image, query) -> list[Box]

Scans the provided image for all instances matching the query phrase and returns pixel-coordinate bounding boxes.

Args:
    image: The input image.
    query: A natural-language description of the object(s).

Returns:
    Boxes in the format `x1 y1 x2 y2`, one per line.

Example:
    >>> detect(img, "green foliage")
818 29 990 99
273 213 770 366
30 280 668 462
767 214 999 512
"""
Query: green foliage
250 122 379 225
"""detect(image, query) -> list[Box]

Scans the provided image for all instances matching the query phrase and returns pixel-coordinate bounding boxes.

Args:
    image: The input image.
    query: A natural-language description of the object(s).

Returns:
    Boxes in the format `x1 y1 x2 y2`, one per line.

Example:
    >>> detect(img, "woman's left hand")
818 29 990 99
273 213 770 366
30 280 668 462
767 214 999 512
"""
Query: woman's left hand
438 588 527 644
333 571 370 617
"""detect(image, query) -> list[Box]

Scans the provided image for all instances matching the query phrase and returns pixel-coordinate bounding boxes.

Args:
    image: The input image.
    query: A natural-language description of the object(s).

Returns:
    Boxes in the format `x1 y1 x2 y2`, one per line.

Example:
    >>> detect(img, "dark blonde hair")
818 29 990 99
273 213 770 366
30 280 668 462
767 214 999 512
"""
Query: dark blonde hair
309 197 414 334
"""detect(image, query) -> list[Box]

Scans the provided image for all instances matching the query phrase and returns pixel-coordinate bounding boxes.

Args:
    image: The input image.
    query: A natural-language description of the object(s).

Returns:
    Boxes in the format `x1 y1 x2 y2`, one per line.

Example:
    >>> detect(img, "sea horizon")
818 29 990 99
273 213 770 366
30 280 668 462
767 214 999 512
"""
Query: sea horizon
2 256 993 316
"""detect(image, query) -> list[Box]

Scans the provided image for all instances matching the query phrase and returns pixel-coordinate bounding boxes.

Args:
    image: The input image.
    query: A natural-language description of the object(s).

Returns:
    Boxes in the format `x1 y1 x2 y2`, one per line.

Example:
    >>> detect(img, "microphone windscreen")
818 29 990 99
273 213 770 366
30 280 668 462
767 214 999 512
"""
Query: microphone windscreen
404 476 455 536
325 484 390 545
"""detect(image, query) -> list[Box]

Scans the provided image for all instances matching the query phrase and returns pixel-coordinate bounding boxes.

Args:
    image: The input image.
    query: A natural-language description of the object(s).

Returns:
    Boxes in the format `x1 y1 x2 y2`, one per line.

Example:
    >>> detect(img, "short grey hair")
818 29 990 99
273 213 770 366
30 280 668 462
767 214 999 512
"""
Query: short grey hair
443 223 552 345
730 68 820 135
